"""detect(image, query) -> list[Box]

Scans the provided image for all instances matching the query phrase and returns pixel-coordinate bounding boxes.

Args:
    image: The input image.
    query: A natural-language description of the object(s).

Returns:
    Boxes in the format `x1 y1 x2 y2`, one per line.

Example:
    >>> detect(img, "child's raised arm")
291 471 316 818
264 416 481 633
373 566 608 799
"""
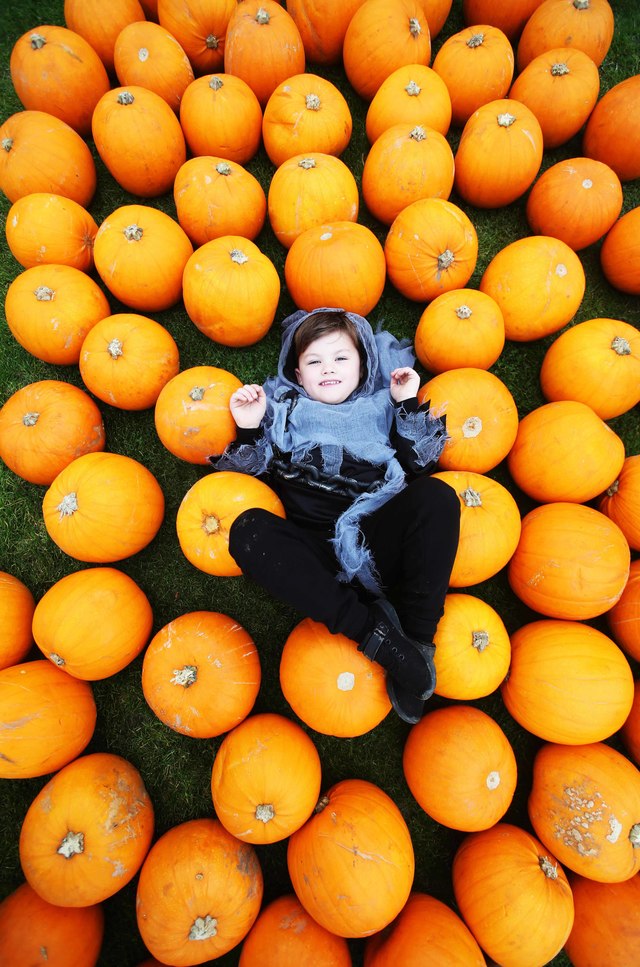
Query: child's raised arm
390 367 421 403
229 384 267 429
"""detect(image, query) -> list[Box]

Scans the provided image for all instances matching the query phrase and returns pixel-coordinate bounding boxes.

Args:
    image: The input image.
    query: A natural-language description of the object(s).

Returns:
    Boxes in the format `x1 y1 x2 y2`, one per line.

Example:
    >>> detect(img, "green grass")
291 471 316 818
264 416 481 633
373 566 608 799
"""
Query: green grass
1 1 639 965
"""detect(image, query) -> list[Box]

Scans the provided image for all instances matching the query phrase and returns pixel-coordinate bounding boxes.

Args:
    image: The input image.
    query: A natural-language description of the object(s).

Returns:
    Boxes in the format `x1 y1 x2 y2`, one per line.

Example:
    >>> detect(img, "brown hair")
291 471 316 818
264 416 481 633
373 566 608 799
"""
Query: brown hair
293 310 364 362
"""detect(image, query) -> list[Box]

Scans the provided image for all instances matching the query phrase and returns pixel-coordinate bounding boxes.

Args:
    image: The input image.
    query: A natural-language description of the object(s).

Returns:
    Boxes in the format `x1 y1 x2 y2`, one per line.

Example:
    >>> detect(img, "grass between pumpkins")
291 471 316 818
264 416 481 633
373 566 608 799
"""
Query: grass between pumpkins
0 1 639 965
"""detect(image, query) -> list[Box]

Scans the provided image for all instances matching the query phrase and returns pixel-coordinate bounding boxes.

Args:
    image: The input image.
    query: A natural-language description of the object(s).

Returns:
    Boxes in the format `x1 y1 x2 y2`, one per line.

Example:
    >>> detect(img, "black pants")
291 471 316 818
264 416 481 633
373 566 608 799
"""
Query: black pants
228 475 460 645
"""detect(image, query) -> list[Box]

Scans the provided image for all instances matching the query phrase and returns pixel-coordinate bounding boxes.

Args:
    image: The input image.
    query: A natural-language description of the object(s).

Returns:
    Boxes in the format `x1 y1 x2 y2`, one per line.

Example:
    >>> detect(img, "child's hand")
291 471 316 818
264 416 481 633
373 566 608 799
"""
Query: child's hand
390 367 420 403
229 384 267 428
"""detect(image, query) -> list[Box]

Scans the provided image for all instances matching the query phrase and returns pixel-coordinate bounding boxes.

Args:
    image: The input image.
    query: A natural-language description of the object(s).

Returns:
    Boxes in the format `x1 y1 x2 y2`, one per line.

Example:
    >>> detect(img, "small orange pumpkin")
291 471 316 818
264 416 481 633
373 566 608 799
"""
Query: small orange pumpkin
173 156 266 246
600 206 640 295
262 72 352 167
113 20 195 111
64 0 147 74
240 893 352 967
154 366 241 464
599 455 640 552
365 63 452 142
0 571 35 670
286 0 367 65
179 73 263 164
607 558 640 662
5 192 98 272
157 0 236 75
517 0 615 70
432 592 511 700
415 287 505 372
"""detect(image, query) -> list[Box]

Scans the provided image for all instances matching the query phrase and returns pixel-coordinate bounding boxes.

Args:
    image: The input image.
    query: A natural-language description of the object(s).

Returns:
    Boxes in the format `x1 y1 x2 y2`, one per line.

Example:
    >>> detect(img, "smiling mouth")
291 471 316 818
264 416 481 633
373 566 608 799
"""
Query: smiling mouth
320 380 341 386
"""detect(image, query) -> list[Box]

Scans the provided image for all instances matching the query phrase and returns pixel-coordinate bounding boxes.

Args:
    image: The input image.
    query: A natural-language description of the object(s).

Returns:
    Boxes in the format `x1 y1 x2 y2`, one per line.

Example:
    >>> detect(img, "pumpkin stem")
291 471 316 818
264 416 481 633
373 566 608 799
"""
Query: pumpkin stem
202 514 220 535
539 855 559 879
189 915 218 940
305 93 321 111
314 793 330 814
462 416 482 438
22 411 39 427
337 671 356 691
486 770 501 789
171 665 198 687
298 157 316 169
437 249 455 272
205 33 219 50
255 803 275 823
117 91 136 106
50 653 66 667
460 487 482 507
2 137 13 152
405 80 421 96
29 32 46 49
210 76 223 91
409 17 422 36
56 492 78 518
230 249 249 265
611 335 631 355
255 8 271 24
606 478 620 497
410 125 426 141
582 178 593 189
573 0 590 8
629 824 640 847
216 161 232 176
551 62 570 76
455 304 472 319
34 285 55 301
124 224 143 242
467 32 485 48
108 338 123 359
472 630 490 652
137 47 149 63
497 112 516 128
57 830 84 858
189 386 206 401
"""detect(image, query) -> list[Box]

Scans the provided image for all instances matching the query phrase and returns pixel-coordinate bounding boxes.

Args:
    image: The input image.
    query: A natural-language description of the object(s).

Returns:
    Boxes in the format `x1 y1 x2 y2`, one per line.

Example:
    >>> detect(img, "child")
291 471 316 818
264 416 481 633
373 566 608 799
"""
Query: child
209 307 460 723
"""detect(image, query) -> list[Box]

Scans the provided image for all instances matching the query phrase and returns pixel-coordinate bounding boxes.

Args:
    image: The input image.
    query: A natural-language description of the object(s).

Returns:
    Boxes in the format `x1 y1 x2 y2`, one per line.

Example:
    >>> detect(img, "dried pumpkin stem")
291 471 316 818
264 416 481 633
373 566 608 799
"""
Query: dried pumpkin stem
460 487 482 507
108 338 123 359
117 91 135 106
629 824 640 847
539 855 559 879
472 630 490 652
298 158 316 169
202 514 220 535
22 411 39 426
456 304 472 319
409 17 422 36
35 285 55 301
189 915 217 940
611 336 631 355
216 161 232 176
124 224 143 242
255 803 275 823
410 125 426 141
56 492 78 518
305 93 321 111
256 8 270 24
210 76 223 91
29 32 46 49
57 830 84 858
190 386 206 401
405 80 421 96
171 665 197 687
467 32 485 48
551 62 570 76
205 34 219 50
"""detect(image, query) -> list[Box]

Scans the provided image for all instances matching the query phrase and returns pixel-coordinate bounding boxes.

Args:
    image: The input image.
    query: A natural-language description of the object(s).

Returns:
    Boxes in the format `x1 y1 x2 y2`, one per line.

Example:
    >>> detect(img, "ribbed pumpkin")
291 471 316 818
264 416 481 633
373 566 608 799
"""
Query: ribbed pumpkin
583 74 640 182
91 85 187 197
4 264 110 366
20 751 154 906
415 287 505 372
42 452 165 563
5 192 98 272
0 882 104 967
508 502 630 619
600 206 640 295
432 24 515 128
509 46 600 148
599 455 640 552
526 157 622 250
342 0 432 101
517 0 615 70
268 153 359 249
173 156 266 246
0 660 96 779
0 380 105 486
0 109 96 206
285 221 386 316
454 97 543 207
0 571 35 670
211 712 322 845
32 566 153 680
432 470 522 587
384 197 478 301
136 818 263 965
607 559 640 662
286 0 366 64
157 0 236 75
564 871 640 967
93 204 193 312
620 681 640 768
362 123 455 225
10 25 110 135
262 73 352 167
479 234 585 340
418 368 518 473
239 893 352 967
279 617 391 737
502 619 634 744
79 313 180 411
179 73 263 164
462 0 544 40
154 366 241 463
540 318 640 419
365 63 452 142
403 705 517 831
113 20 195 111
363 891 485 967
142 610 261 738
528 741 640 882
506 400 625 503
176 471 285 577
224 0 306 107
432 592 511 700
452 823 574 967
64 0 147 74
288 778 414 938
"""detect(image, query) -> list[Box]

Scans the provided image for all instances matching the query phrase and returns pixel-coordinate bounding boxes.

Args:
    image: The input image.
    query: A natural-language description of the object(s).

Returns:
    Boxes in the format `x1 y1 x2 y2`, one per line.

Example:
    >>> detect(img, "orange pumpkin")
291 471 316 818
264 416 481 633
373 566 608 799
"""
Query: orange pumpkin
0 110 96 206
174 156 267 246
583 74 640 182
600 206 640 295
432 469 521 587
93 204 193 312
462 0 544 40
419 0 454 38
502 619 634 744
42 452 165 563
285 221 387 316
268 152 359 249
452 822 574 966
432 24 515 128
20 751 154 906
262 72 352 167
517 0 615 70
113 20 195 112
564 871 640 967
79 313 180 410
414 287 505 372
607 559 640 661
211 712 322 844
432 592 511 700
286 0 367 65
32 566 153 680
154 365 241 464
176 470 285 577
599 455 640 552
403 705 517 831
365 63 452 142
142 610 261 738
0 882 104 967
157 0 236 75
224 0 306 107
384 197 478 301
479 234 586 340
239 893 352 967
64 0 147 74
288 778 414 938
508 502 630 619
540 317 640 419
418 368 518 473
0 570 35 670
279 617 391 737
136 818 263 965
91 85 187 197
10 24 110 134
5 192 98 272
0 660 96 779
620 680 640 768
528 741 640 882
179 73 263 164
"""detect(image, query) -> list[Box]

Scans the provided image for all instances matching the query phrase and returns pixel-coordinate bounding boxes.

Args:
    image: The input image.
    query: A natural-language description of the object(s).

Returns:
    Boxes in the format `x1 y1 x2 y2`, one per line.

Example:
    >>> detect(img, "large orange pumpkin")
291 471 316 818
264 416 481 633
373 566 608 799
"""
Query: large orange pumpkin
564 871 640 967
5 192 98 272
607 558 640 661
262 72 352 167
239 893 352 967
179 72 263 164
288 778 415 938
599 455 640 552
600 206 640 295
157 0 236 75
20 751 154 906
365 63 452 142
432 592 511 700
415 287 505 373
113 20 195 112
136 818 263 965
154 366 241 464
64 0 147 74
174 156 266 246
0 570 35 670
517 0 614 70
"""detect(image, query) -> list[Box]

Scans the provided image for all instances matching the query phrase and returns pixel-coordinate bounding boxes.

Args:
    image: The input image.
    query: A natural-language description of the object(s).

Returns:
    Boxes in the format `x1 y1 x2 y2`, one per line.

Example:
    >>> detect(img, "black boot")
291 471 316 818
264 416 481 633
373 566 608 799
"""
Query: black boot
358 599 436 701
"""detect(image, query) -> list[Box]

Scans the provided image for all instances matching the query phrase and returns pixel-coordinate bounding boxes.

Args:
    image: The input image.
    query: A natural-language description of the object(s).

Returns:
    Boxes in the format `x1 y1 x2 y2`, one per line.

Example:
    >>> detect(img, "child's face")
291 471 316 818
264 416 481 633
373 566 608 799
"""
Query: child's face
295 330 362 404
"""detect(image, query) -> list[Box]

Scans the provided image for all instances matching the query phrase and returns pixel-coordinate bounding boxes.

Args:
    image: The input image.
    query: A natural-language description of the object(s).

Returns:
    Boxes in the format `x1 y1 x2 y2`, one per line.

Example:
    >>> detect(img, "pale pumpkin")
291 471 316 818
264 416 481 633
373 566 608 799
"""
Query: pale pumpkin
154 366 241 463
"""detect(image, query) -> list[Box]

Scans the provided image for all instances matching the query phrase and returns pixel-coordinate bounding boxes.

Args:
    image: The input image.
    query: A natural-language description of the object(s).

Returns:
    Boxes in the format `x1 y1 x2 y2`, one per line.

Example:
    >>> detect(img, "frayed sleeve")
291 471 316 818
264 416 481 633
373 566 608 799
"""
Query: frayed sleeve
207 425 273 476
391 397 448 474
